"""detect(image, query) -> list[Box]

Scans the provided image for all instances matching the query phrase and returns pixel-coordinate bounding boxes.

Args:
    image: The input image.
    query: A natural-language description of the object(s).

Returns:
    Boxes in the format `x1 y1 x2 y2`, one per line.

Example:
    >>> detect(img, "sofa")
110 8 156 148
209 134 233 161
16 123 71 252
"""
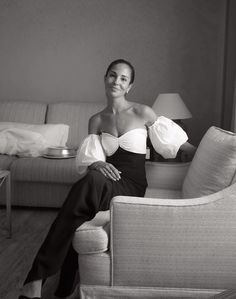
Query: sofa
0 100 105 207
73 126 236 298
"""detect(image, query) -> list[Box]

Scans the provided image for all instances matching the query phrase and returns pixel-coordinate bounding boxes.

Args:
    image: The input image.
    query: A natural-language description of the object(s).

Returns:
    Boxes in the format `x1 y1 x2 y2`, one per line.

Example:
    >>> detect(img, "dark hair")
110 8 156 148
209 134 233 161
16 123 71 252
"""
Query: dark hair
105 59 135 84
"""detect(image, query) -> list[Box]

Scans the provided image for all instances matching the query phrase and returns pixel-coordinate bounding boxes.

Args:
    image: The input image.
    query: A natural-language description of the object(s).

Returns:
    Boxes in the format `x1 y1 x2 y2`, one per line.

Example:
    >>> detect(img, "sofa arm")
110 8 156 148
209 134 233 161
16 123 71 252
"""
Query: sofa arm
110 183 236 289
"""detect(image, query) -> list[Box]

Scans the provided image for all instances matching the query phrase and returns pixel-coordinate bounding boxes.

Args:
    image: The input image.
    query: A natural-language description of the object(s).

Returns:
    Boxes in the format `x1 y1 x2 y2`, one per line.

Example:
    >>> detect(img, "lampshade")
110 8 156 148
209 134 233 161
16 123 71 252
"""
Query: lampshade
152 93 192 120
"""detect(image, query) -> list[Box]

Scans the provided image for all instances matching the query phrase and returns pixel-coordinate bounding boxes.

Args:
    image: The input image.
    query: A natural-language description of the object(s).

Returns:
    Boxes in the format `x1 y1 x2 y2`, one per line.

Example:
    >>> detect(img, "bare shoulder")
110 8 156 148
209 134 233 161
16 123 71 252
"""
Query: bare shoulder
132 102 157 126
88 112 102 134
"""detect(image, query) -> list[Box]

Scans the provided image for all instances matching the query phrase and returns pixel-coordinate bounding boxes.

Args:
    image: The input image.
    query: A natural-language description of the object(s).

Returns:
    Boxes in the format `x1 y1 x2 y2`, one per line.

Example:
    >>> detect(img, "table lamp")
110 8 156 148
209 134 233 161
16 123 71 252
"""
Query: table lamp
150 93 192 161
152 93 192 122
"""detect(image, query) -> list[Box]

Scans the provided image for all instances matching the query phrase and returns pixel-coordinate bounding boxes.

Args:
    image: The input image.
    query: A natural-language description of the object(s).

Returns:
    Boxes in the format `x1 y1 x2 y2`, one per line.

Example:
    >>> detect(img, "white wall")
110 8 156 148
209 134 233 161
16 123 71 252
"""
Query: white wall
0 0 226 144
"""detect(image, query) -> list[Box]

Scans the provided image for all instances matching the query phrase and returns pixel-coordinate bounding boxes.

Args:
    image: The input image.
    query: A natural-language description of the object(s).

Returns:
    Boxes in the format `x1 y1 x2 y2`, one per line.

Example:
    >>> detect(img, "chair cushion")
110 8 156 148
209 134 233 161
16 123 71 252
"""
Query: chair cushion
73 211 110 254
182 126 236 198
145 188 182 199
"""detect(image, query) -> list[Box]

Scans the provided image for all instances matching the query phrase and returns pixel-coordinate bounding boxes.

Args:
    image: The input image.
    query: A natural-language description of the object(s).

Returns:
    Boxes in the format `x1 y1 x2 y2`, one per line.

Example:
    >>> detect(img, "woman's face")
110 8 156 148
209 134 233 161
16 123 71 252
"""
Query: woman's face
104 63 133 98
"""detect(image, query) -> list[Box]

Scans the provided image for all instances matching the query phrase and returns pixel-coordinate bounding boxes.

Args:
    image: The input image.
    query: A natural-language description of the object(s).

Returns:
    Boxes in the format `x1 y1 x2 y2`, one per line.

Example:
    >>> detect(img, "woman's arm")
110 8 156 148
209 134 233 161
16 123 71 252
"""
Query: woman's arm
88 113 101 134
88 113 121 181
142 105 196 160
180 141 197 161
142 105 157 127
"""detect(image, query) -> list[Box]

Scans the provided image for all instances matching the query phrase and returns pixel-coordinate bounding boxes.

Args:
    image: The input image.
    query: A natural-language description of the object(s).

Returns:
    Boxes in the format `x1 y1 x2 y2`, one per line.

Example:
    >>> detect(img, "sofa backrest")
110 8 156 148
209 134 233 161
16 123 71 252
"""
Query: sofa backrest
46 101 105 148
0 101 47 124
182 126 236 198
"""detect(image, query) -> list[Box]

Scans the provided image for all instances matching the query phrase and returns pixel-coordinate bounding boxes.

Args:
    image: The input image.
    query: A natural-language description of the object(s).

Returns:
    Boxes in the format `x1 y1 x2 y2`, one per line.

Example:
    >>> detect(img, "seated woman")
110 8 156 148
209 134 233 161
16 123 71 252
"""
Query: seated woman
19 59 195 299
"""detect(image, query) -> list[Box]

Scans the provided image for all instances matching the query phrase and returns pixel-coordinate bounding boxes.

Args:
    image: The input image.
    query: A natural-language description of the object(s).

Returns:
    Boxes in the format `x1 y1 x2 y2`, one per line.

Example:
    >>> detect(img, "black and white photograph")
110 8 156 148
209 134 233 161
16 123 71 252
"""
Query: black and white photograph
0 0 236 298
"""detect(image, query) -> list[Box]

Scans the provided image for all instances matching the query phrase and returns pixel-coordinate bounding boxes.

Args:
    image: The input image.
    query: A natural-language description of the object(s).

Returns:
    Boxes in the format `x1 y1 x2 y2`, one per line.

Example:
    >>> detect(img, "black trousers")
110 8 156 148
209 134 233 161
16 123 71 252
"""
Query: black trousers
24 169 146 297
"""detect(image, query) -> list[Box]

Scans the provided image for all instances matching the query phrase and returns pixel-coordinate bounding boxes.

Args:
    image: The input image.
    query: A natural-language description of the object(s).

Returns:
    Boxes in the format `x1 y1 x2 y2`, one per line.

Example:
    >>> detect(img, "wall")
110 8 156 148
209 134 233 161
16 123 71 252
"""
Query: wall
0 0 226 144
221 0 236 131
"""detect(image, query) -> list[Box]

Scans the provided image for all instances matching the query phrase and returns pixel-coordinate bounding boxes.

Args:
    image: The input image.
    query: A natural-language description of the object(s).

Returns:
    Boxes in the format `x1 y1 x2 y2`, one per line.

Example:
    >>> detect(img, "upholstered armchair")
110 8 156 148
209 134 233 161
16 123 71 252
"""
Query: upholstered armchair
72 126 236 299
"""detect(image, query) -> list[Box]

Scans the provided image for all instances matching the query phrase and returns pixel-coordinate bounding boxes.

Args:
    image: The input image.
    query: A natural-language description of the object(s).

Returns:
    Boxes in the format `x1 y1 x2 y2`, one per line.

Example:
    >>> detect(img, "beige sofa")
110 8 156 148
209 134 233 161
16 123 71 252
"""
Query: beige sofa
73 126 236 298
0 100 105 207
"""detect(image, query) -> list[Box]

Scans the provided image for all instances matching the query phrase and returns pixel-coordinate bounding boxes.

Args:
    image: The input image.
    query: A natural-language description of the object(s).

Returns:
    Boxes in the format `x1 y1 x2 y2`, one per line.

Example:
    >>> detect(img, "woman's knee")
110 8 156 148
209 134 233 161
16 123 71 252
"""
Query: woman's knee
85 169 108 184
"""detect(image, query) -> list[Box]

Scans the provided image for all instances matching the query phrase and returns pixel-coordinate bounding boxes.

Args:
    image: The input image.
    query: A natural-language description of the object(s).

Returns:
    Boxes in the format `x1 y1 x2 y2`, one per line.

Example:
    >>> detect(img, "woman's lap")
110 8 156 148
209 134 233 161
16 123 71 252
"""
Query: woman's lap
24 169 140 290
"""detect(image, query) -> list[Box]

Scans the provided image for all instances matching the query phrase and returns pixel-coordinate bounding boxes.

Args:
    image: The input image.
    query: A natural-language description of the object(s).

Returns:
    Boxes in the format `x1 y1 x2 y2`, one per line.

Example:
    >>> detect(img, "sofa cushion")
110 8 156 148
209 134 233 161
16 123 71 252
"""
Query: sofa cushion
0 154 18 170
0 101 47 124
11 157 81 184
73 211 110 254
182 126 236 198
46 102 105 148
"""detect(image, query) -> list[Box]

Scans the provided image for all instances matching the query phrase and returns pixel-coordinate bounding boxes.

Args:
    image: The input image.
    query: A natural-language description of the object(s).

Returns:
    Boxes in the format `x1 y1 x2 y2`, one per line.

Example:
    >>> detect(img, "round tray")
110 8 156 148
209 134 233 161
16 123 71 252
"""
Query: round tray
42 154 76 159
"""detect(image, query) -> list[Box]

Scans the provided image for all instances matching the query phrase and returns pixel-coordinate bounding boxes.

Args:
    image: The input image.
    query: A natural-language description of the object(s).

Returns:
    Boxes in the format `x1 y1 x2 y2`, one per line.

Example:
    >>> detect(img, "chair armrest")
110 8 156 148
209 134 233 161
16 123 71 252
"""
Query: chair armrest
145 161 190 190
110 183 236 288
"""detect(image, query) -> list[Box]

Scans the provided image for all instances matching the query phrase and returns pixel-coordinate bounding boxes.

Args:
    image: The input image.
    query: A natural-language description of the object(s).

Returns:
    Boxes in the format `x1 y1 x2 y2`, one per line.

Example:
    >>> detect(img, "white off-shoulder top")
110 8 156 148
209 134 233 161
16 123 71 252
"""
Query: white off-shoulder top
76 116 188 174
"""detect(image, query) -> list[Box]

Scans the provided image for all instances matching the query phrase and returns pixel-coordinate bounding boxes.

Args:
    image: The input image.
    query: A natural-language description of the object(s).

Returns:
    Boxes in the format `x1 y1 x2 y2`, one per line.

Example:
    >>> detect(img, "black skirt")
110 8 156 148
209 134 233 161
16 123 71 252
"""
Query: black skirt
24 148 147 297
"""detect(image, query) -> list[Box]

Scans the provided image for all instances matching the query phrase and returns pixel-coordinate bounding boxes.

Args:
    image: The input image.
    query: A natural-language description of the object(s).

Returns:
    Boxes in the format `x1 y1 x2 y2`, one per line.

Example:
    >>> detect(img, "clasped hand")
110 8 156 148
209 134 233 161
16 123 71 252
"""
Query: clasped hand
89 161 121 181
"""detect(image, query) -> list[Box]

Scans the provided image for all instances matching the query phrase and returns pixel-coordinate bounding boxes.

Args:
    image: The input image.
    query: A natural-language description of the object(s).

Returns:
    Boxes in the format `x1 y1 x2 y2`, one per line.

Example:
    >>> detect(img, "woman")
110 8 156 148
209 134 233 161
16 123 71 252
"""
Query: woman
19 59 194 298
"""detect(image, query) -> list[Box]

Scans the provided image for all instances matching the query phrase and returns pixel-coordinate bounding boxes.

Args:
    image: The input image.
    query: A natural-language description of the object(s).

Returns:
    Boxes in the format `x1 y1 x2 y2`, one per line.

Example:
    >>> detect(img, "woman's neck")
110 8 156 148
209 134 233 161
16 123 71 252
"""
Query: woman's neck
106 96 129 114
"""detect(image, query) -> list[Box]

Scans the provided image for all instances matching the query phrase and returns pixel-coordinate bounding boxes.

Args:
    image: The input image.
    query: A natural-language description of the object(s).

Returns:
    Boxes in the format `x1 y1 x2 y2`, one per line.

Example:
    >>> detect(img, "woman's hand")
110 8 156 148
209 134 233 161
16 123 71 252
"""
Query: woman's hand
180 142 197 162
89 161 121 181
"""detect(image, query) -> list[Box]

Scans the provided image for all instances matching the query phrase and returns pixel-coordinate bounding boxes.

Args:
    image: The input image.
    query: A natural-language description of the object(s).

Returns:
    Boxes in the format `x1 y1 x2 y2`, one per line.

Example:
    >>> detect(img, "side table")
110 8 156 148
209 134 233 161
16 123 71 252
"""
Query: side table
0 170 11 238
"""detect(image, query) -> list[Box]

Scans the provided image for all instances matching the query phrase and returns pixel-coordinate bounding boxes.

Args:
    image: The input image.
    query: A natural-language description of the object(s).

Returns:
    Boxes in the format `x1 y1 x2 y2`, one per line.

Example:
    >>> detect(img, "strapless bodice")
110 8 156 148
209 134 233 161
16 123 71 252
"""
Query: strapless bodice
76 116 188 174
101 128 147 156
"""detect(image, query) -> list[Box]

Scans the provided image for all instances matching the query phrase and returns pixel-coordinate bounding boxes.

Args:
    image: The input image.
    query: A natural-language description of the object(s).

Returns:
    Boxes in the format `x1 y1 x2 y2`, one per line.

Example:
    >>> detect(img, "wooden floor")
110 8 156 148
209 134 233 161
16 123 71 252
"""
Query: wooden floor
0 207 79 299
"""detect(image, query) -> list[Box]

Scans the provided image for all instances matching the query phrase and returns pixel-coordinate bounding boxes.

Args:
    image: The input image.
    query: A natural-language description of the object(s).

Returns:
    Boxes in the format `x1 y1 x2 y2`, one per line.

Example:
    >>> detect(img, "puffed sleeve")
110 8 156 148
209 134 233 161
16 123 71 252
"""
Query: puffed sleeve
76 134 106 174
148 116 188 159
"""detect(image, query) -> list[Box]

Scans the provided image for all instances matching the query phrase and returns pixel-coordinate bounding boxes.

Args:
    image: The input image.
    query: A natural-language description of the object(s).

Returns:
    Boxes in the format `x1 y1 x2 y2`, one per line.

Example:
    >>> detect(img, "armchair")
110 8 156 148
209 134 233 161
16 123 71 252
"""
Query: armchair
73 126 236 298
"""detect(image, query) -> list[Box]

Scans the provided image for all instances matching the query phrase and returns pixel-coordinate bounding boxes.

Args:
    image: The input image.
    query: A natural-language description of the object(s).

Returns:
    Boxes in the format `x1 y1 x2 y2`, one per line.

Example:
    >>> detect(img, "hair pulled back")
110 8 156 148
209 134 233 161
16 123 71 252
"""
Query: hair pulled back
105 59 135 84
